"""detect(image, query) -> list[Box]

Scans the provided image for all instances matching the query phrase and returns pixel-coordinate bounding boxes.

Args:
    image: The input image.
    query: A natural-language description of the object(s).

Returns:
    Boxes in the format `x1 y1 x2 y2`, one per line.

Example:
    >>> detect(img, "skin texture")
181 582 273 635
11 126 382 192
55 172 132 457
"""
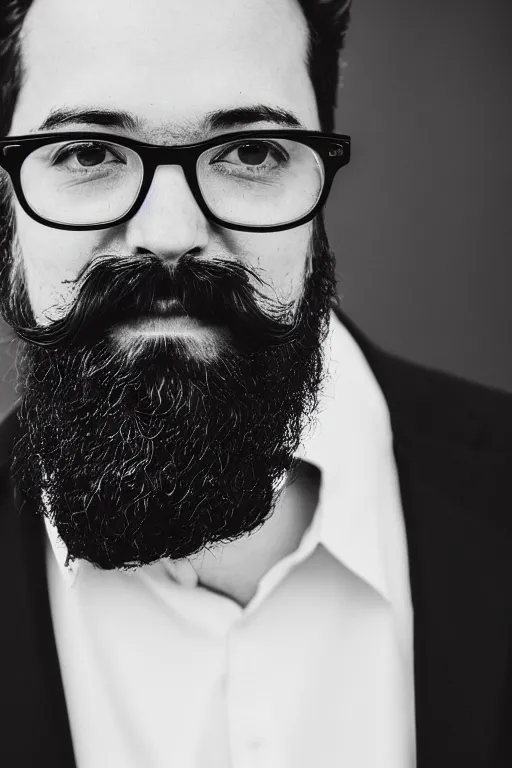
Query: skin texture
6 0 335 605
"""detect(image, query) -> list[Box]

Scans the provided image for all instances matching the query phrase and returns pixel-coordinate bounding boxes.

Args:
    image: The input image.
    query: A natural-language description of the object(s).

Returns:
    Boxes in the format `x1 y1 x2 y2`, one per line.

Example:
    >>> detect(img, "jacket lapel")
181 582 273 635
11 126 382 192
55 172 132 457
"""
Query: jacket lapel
395 435 512 767
0 407 76 767
335 305 512 767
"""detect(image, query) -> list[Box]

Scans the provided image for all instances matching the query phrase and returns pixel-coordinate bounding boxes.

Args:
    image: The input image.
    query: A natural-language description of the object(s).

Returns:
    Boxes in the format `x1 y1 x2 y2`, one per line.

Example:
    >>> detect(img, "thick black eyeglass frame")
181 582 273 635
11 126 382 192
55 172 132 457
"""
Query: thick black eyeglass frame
0 129 351 233
0 130 350 232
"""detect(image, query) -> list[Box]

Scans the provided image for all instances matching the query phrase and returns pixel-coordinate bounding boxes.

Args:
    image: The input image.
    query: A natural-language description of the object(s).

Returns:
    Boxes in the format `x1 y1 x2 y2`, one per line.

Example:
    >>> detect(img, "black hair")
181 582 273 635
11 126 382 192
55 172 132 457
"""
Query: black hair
299 0 352 133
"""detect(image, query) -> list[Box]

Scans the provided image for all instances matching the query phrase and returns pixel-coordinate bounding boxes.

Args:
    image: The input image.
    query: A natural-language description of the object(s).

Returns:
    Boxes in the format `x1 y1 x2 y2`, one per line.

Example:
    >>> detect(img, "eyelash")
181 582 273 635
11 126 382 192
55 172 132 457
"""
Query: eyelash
51 142 124 165
212 140 289 165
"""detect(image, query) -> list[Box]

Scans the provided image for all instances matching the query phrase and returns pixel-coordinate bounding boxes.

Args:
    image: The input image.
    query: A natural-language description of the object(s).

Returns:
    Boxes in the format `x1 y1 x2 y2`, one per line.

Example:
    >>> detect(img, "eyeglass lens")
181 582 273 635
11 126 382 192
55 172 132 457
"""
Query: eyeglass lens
19 137 325 227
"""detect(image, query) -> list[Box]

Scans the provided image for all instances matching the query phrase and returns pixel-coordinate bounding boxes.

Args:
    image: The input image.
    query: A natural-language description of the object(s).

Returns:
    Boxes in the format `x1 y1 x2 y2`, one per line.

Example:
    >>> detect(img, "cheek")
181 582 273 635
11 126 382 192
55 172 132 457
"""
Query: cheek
227 223 312 306
14 205 109 321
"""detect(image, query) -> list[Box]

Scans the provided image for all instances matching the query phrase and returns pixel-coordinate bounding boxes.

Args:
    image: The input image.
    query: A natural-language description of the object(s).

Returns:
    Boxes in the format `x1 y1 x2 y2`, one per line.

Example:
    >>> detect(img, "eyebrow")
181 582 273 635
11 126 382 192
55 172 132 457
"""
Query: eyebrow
35 105 304 135
36 108 141 133
206 106 302 131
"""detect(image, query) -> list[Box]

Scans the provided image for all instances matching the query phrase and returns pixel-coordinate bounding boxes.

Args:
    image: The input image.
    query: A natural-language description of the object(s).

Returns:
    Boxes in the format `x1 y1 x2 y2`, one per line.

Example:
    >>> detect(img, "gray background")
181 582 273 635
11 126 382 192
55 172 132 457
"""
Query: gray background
326 0 512 392
0 0 511 418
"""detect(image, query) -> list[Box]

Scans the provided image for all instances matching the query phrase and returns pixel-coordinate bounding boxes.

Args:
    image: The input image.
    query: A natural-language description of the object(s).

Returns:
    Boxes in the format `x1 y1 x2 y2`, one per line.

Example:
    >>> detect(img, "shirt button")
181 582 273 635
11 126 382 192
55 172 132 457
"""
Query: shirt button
246 737 263 751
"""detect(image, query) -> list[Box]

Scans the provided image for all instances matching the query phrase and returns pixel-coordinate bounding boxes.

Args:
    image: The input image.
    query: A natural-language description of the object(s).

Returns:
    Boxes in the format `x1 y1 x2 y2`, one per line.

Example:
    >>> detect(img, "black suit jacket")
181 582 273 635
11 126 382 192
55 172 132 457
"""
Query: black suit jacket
1 306 512 767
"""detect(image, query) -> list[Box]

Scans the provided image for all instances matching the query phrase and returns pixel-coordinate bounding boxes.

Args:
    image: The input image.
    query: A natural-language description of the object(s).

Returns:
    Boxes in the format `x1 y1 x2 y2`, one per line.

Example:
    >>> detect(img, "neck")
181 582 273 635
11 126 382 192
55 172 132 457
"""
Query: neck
190 460 321 607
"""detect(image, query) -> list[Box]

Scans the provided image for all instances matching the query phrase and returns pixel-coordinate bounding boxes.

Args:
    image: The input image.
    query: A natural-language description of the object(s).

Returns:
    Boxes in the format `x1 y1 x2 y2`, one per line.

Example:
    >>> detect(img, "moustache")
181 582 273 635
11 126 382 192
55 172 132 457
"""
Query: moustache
14 254 299 350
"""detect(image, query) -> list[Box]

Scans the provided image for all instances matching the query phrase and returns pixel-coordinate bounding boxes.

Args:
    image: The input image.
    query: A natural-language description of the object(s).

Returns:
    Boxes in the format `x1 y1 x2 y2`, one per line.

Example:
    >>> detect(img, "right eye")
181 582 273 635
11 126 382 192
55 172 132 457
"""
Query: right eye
51 142 126 170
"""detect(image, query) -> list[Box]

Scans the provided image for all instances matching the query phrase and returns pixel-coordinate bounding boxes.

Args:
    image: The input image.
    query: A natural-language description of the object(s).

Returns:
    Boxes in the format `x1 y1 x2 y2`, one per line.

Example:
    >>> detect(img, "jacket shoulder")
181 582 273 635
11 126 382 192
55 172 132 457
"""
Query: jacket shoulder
335 309 512 533
377 347 512 454
335 306 512 454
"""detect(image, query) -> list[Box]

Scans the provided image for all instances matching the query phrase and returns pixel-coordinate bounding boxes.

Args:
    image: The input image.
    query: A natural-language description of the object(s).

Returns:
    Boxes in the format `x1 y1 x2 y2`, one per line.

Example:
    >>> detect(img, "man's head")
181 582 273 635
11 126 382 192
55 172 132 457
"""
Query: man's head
0 0 351 570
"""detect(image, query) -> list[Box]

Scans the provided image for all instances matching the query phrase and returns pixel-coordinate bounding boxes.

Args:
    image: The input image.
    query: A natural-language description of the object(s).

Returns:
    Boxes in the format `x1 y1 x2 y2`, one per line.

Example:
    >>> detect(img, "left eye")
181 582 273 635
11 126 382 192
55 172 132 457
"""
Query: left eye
215 141 287 168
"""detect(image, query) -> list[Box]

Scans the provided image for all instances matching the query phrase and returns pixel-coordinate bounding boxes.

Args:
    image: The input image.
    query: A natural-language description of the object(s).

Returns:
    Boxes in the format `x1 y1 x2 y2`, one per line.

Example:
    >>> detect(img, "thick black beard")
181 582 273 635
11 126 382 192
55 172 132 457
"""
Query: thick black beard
9 222 337 571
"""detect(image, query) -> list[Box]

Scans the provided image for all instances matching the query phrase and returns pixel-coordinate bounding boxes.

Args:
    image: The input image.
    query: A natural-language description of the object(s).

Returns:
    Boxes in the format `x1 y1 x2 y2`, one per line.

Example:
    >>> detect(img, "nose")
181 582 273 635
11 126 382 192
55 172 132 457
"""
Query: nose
124 165 209 261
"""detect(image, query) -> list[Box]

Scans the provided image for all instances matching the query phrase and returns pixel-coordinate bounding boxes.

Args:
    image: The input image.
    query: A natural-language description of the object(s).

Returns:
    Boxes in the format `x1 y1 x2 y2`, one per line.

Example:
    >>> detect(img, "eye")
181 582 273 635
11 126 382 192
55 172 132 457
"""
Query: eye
52 142 126 170
73 145 110 167
232 143 273 166
213 141 288 171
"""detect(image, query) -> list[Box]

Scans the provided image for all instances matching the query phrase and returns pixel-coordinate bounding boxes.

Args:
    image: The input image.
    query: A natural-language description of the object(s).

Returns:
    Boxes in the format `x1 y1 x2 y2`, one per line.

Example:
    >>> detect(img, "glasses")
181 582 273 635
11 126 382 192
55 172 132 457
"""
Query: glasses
0 130 350 233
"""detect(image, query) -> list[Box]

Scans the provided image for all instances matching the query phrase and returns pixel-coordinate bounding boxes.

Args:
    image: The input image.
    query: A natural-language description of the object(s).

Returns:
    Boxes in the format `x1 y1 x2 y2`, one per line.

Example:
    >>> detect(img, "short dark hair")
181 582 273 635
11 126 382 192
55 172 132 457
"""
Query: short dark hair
0 0 351 137
299 0 352 132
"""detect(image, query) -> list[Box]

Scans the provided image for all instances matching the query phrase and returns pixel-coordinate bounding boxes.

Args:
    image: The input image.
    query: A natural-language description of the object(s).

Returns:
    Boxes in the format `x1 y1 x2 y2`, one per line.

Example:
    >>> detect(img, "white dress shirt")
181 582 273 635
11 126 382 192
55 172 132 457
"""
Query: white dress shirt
45 310 417 767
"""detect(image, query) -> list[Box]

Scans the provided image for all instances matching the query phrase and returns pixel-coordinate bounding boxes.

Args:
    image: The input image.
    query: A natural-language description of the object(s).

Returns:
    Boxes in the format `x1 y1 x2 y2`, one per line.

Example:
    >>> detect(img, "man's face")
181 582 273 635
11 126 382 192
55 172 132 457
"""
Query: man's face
5 0 337 571
10 0 319 323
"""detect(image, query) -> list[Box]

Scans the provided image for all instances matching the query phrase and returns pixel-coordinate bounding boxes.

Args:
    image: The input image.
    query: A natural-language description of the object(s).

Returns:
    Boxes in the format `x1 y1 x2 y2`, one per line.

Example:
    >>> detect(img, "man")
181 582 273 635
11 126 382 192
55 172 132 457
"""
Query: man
0 0 511 765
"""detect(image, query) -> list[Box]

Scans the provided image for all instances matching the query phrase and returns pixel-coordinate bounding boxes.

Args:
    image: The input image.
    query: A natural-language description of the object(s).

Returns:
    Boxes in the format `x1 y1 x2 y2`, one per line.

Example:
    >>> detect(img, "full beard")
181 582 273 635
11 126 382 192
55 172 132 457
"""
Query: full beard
6 221 338 571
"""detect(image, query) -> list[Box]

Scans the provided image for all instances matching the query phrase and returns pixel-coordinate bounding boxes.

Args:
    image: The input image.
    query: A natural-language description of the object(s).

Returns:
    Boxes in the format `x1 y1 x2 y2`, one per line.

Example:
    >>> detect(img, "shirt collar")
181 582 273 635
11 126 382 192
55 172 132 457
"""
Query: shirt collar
295 309 396 601
45 309 398 598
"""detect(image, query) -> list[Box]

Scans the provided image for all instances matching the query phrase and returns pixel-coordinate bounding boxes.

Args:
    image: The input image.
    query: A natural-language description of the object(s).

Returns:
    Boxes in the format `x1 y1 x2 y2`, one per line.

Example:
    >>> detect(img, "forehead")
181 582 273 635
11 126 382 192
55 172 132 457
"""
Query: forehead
11 0 318 137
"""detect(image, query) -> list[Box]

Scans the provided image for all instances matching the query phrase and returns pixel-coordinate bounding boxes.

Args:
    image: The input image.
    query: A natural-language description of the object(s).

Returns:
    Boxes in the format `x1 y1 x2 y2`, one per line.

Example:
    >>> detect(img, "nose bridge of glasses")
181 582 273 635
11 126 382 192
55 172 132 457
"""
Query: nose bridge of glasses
136 143 203 210
136 154 205 224
140 142 200 173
